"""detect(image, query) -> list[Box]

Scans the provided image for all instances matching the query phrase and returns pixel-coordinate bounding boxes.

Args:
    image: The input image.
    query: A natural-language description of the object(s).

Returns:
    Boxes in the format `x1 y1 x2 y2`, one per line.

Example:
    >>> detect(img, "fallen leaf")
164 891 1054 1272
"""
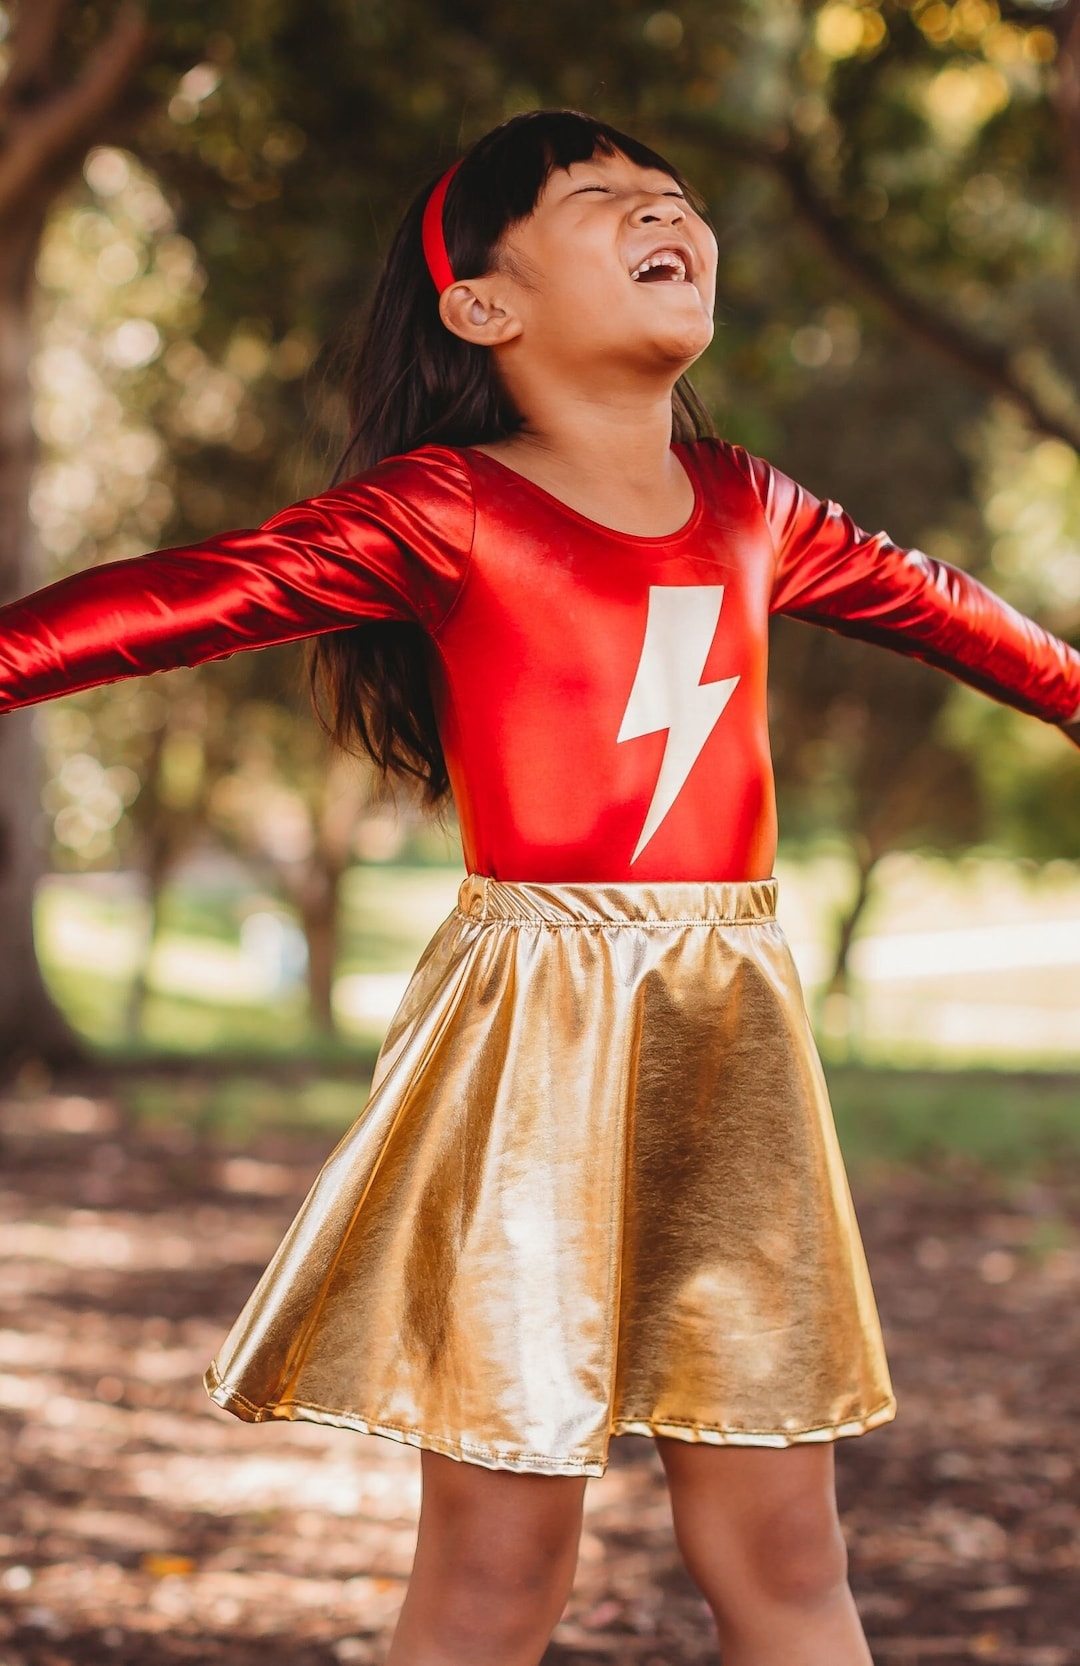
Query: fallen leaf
140 1554 195 1579
957 1586 1029 1612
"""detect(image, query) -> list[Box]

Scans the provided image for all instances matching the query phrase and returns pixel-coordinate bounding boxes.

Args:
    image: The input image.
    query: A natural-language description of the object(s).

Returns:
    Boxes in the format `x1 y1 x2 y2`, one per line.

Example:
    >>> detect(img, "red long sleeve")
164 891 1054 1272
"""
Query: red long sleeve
0 448 475 712
733 446 1080 726
0 437 1075 882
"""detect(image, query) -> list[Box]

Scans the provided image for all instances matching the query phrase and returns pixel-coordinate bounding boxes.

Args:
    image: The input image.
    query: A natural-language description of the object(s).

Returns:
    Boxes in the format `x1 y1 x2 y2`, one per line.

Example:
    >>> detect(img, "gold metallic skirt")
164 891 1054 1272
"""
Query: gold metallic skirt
206 876 895 1476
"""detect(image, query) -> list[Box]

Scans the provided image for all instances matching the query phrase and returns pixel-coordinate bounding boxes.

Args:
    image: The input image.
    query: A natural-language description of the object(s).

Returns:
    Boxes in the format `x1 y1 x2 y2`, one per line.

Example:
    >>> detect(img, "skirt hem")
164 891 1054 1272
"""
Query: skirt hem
204 1365 897 1478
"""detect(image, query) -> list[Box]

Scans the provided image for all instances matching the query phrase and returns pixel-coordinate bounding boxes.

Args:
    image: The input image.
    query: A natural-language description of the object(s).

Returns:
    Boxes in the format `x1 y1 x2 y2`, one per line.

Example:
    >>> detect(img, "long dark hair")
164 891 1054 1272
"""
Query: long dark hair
306 109 716 805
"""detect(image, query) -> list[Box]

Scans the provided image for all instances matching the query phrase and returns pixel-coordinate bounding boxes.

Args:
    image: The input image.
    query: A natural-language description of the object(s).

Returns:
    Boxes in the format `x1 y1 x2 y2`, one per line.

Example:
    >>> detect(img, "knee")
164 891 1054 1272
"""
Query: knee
419 1469 584 1609
743 1489 849 1609
424 1513 579 1658
441 1511 580 1599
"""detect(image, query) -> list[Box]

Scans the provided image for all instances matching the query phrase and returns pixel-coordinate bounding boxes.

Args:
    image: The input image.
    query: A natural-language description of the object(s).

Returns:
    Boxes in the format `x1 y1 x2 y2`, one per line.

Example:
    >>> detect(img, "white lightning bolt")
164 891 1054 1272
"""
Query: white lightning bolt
617 585 740 864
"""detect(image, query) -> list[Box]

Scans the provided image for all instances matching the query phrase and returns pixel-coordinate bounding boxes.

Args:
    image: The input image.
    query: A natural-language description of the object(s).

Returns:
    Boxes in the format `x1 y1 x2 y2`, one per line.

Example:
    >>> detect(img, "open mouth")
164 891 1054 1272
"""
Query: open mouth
630 248 691 284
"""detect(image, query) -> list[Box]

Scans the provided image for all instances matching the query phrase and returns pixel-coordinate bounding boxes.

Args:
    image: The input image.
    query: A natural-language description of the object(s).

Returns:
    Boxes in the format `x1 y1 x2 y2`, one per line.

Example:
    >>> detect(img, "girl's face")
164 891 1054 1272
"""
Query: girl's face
446 149 718 385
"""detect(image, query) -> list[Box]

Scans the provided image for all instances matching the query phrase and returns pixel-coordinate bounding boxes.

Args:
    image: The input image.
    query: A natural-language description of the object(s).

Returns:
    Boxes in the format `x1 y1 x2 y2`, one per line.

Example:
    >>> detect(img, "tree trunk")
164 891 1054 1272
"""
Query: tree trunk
0 1 150 1076
826 843 879 1001
292 753 376 1039
297 858 342 1037
121 721 185 1043
815 840 880 1058
122 864 168 1044
0 228 88 1074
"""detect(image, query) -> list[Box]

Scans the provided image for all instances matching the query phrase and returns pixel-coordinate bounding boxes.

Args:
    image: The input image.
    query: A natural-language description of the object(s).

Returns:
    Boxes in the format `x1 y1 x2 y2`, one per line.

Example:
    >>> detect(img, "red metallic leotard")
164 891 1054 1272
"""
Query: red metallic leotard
1 438 1078 882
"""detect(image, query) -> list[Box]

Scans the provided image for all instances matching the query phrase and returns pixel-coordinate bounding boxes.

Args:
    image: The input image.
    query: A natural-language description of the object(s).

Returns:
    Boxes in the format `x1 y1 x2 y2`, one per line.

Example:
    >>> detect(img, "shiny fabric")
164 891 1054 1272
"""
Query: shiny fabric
421 160 462 292
205 876 895 1475
2 436 1071 1471
1 440 1077 881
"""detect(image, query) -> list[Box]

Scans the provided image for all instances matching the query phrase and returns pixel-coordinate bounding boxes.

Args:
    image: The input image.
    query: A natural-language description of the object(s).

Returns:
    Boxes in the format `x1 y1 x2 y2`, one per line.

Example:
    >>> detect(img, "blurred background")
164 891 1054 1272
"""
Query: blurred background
2 2 1080 1663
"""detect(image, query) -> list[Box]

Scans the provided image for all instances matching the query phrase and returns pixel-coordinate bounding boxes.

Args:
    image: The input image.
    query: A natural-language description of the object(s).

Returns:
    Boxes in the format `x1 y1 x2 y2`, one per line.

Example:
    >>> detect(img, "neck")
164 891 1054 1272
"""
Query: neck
494 364 683 490
473 374 700 536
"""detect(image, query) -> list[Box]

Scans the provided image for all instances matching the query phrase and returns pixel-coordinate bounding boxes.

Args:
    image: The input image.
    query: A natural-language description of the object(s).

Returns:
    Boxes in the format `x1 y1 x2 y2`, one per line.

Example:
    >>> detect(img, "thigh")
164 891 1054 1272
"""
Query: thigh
415 1449 589 1577
387 1454 589 1665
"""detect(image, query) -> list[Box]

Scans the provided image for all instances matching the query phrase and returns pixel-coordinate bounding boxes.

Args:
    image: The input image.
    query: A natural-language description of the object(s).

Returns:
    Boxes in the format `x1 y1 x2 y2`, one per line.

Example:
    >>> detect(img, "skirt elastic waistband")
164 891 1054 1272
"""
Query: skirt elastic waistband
456 875 778 927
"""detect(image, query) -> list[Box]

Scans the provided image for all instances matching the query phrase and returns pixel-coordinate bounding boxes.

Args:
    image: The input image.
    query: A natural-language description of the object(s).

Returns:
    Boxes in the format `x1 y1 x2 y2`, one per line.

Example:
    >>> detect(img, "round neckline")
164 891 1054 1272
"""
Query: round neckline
461 441 703 545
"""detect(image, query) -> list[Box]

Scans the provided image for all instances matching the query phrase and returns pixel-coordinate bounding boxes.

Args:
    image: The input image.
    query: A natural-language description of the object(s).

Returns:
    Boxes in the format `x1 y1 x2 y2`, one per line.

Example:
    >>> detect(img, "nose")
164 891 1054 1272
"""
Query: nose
629 192 686 226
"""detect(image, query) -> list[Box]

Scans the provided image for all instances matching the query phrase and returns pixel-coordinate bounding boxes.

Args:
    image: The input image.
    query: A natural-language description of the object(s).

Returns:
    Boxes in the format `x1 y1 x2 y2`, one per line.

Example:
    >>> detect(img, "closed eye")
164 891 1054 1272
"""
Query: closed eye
574 185 687 199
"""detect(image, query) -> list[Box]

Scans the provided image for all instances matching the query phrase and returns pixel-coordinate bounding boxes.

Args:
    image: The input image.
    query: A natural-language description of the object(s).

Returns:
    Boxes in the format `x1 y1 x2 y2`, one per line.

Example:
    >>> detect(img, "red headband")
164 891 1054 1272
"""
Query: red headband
422 159 462 294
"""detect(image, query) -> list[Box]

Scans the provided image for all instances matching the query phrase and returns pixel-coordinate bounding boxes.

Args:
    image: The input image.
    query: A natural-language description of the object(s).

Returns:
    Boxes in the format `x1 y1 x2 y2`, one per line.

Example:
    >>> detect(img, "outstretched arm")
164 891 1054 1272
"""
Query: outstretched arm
0 449 474 712
742 448 1080 737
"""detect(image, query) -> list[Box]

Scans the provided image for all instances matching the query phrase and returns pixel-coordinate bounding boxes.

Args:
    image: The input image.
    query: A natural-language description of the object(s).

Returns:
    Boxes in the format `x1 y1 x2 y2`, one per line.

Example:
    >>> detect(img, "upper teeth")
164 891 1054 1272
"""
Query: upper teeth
631 250 687 281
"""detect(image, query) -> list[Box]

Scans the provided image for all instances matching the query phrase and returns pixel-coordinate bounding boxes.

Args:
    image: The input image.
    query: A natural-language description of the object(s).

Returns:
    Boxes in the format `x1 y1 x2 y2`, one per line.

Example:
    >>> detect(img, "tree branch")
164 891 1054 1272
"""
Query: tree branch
3 0 71 106
664 115 1080 452
1056 0 1080 220
0 3 150 224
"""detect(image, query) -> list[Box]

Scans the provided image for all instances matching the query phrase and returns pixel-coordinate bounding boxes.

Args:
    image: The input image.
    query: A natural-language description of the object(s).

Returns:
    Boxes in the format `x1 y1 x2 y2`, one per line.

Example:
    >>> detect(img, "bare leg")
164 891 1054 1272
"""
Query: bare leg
385 1449 587 1666
657 1439 873 1666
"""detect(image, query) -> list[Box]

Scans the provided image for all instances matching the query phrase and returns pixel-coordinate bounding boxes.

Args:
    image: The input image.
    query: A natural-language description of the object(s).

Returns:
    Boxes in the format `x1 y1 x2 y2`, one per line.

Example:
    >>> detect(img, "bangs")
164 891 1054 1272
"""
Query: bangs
445 110 706 281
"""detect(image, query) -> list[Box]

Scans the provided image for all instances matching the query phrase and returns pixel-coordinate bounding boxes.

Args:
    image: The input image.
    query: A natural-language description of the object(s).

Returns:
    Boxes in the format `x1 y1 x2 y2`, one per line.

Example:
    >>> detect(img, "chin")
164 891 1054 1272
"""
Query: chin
656 319 714 363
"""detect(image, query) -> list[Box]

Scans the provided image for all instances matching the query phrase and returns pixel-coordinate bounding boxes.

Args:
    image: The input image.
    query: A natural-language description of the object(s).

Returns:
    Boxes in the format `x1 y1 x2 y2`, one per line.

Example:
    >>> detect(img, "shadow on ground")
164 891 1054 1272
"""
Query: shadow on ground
1 1081 1078 1665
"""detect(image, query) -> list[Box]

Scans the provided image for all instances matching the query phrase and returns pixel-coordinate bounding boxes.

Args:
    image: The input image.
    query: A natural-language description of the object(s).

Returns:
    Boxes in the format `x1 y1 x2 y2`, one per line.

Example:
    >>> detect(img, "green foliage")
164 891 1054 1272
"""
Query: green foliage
828 1063 1080 1176
101 1061 1080 1180
33 858 461 1053
26 0 1080 916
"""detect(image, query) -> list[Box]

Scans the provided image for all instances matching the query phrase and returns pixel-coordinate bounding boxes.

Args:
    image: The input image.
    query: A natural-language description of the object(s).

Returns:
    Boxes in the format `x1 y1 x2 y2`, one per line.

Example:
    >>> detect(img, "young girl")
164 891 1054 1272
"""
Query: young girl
2 108 1078 1666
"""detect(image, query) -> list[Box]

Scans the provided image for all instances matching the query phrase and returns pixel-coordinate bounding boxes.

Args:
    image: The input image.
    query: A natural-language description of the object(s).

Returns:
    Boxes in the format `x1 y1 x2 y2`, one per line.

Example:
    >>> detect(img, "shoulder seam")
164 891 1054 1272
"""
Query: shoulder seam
430 449 477 637
701 436 779 558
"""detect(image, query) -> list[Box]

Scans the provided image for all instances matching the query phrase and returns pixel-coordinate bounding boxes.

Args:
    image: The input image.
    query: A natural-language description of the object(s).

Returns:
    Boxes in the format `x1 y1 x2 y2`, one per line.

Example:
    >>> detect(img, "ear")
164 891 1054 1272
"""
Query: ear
438 277 523 348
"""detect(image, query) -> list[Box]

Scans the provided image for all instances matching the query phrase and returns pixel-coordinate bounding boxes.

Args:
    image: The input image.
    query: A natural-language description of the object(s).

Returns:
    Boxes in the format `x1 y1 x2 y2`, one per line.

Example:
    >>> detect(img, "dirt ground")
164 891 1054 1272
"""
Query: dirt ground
1 1082 1079 1666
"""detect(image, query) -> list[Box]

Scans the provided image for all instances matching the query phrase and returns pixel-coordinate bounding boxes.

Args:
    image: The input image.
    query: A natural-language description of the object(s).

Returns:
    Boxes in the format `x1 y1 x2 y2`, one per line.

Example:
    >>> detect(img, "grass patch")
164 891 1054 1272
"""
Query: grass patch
116 1070 372 1141
31 864 1080 1172
92 1063 1080 1180
827 1065 1080 1176
34 865 464 1057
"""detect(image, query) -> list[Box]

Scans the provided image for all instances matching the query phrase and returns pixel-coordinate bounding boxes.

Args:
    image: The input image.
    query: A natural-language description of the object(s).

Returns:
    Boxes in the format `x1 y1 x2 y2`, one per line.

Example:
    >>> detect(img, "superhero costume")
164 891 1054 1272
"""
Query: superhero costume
1 438 1077 884
4 438 1078 1475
